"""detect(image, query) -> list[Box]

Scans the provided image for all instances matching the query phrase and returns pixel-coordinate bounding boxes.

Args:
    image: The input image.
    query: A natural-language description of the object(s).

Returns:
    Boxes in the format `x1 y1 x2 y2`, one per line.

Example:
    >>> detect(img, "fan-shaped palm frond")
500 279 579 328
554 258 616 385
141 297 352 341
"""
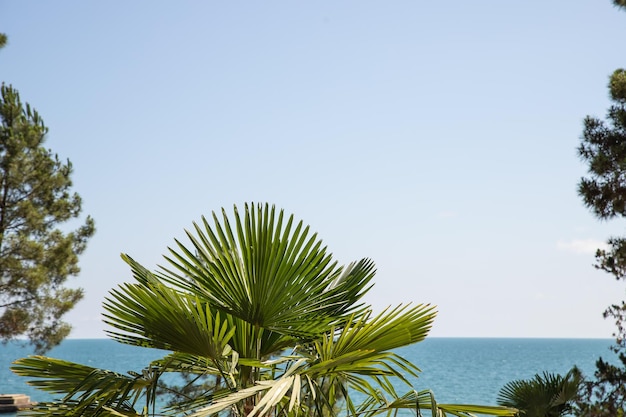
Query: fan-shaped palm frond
103 255 236 362
306 304 436 396
11 356 154 416
160 204 375 339
313 304 436 365
497 368 582 417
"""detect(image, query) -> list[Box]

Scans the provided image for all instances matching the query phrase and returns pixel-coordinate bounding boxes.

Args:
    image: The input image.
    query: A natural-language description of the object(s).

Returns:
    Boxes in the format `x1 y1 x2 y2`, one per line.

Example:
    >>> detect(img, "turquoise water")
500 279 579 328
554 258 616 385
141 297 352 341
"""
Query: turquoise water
399 338 614 404
0 338 617 415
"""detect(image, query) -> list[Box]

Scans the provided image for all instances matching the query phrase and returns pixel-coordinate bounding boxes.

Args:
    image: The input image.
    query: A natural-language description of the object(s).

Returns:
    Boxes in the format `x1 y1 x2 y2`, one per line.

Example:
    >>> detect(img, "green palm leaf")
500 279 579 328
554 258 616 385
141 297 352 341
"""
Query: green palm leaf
308 305 436 379
11 356 153 416
160 203 375 337
20 401 141 417
360 390 517 417
497 369 581 417
103 256 236 362
327 304 436 354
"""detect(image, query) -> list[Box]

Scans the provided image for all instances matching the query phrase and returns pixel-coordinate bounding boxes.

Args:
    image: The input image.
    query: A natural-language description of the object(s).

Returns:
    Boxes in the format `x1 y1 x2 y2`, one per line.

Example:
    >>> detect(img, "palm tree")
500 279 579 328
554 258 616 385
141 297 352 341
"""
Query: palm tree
497 368 582 417
12 203 516 417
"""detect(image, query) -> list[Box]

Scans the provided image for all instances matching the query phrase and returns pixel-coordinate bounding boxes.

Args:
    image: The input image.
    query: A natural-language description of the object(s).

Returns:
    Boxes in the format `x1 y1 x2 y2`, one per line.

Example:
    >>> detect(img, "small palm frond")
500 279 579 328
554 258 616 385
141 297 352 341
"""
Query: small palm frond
308 304 436 380
361 390 518 417
103 259 236 361
331 304 436 353
433 403 519 417
497 369 582 417
497 378 531 409
11 356 153 416
550 368 583 409
18 401 142 417
320 259 377 320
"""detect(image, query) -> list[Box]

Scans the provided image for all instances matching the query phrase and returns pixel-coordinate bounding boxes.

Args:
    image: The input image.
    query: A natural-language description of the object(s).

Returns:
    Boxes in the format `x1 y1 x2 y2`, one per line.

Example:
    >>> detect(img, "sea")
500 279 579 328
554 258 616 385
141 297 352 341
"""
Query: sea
0 338 618 416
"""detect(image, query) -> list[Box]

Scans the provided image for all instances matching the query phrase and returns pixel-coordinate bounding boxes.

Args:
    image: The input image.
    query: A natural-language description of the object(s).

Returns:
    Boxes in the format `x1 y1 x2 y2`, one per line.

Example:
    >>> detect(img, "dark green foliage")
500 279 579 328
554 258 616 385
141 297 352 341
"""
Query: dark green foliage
578 69 626 222
578 69 626 345
0 33 6 49
575 7 626 413
0 84 95 353
576 354 626 417
497 369 582 417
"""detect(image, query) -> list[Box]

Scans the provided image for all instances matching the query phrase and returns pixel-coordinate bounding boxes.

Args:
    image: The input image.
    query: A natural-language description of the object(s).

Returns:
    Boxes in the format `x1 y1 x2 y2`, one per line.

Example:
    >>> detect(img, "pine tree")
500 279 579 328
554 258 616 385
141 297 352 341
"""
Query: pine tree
575 3 626 415
578 68 626 345
0 83 95 353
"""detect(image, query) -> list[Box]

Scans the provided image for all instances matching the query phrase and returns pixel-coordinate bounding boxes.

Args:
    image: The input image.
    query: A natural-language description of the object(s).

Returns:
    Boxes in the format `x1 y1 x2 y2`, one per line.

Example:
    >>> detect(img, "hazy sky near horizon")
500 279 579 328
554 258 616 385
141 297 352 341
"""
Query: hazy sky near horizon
1 1 625 339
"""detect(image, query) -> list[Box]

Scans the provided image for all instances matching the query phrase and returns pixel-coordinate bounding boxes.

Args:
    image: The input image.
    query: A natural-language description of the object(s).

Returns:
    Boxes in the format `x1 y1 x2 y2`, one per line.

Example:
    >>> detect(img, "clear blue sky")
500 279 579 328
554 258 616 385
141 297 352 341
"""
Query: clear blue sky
1 1 625 339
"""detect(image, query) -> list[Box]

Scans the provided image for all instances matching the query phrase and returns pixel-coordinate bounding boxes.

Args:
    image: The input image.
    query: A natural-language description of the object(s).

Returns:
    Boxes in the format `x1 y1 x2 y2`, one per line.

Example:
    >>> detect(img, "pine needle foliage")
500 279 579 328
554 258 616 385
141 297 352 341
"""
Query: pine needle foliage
0 83 95 353
575 3 626 415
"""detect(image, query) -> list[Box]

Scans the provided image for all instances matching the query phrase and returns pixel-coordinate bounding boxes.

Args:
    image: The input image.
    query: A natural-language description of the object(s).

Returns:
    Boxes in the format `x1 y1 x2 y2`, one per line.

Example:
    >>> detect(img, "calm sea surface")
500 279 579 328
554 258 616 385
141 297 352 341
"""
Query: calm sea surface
0 338 617 415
